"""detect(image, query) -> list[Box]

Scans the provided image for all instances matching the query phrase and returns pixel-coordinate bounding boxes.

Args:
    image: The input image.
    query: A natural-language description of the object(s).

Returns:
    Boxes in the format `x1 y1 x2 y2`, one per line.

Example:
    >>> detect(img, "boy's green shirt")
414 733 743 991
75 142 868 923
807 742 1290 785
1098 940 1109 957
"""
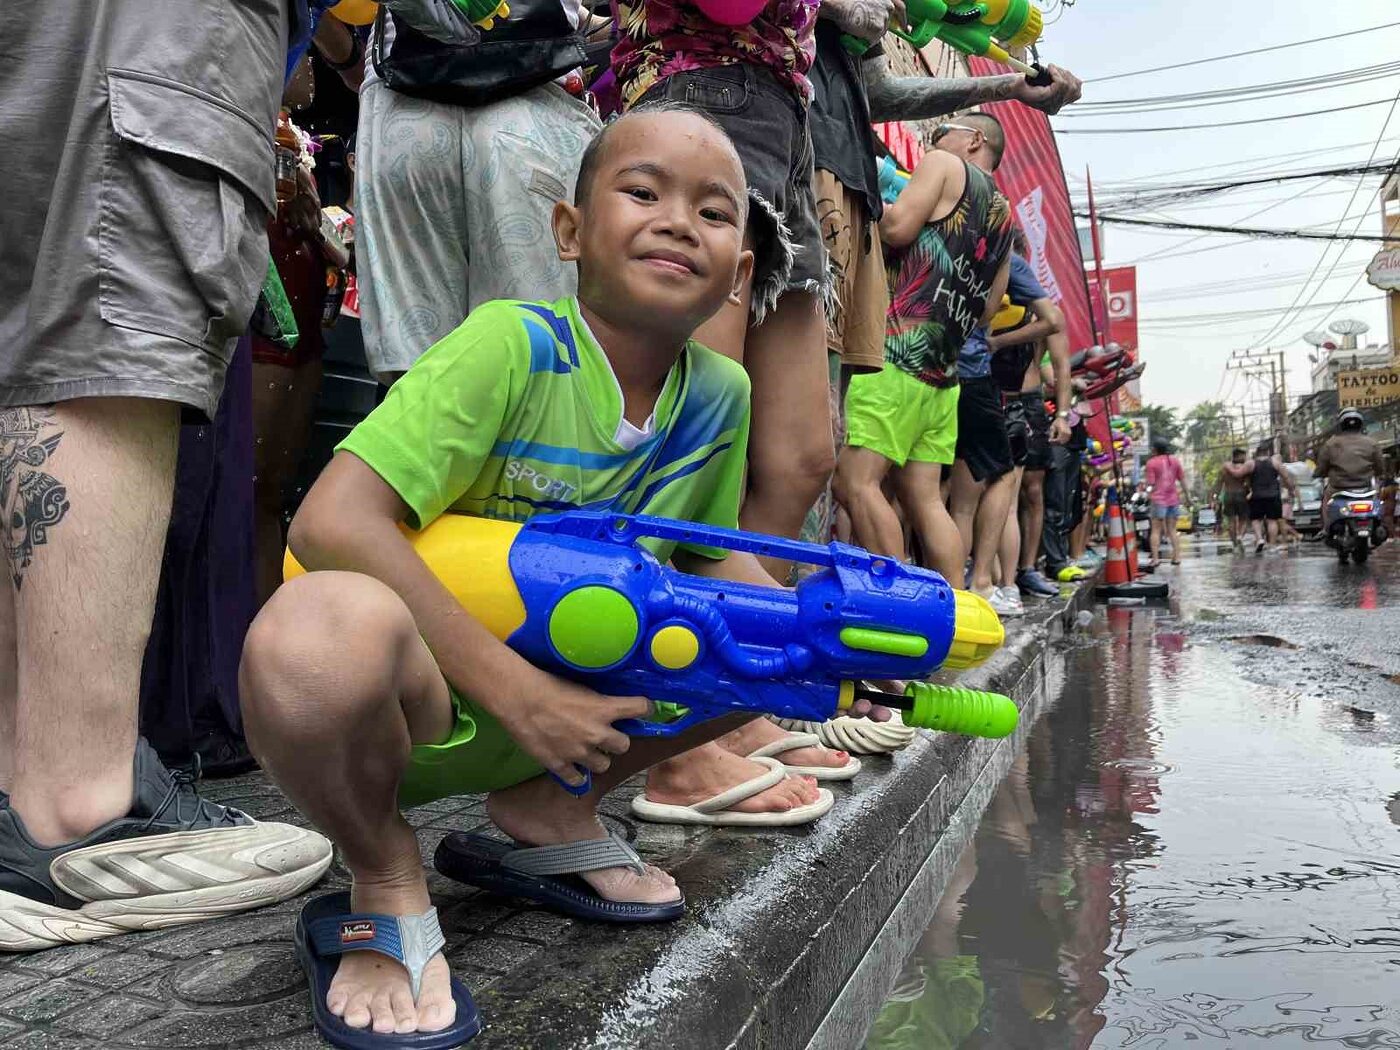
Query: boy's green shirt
338 297 752 561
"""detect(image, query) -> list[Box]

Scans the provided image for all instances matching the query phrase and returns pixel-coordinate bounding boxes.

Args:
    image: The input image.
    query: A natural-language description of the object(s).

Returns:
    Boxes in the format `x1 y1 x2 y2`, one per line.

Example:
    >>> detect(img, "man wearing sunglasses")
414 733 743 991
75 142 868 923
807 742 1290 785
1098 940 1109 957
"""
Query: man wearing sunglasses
808 0 1081 386
834 113 1015 585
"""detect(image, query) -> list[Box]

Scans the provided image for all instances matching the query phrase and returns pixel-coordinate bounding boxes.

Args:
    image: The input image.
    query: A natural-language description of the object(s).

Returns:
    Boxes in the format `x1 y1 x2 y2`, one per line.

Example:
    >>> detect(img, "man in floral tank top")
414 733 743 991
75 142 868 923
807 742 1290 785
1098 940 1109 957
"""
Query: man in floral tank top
833 114 1014 586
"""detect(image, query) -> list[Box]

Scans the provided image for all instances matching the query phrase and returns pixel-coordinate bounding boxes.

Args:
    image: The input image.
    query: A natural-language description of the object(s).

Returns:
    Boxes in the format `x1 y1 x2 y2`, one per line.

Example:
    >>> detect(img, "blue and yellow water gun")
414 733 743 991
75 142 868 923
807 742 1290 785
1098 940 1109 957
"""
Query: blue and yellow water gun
287 511 1016 791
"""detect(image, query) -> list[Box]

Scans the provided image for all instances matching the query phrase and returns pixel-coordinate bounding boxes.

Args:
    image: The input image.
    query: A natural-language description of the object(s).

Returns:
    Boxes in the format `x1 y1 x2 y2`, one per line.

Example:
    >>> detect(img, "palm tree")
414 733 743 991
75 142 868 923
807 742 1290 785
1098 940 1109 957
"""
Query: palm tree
1184 401 1234 454
1137 404 1182 448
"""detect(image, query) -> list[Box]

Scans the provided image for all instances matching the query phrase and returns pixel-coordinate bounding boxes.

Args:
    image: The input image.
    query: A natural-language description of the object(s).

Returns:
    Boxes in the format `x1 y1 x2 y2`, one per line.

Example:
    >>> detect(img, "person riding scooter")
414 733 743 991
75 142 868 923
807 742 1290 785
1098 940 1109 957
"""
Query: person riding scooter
1317 407 1388 563
1319 409 1385 507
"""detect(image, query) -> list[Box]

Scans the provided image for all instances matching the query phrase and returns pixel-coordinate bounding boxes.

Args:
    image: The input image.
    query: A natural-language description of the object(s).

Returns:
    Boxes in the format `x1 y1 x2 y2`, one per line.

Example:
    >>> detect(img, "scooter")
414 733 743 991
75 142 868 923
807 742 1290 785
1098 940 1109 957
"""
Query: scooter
1325 489 1389 565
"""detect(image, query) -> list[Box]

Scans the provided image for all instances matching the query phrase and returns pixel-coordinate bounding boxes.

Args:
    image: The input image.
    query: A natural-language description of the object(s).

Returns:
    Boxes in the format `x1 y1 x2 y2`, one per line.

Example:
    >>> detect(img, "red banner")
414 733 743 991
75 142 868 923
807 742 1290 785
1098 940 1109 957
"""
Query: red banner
1086 265 1142 409
966 60 1107 439
1084 266 1138 351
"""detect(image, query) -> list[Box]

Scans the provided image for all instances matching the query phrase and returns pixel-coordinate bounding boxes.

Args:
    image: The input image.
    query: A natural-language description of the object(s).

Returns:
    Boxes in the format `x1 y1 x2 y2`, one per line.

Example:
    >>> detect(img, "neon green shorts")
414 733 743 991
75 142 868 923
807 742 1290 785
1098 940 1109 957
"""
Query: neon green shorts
844 364 960 466
400 687 544 807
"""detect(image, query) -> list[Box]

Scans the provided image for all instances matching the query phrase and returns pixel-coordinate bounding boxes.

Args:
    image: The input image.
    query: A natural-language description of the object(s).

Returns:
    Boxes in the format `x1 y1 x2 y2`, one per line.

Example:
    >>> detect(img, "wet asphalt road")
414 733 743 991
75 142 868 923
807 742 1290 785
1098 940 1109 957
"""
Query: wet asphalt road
866 537 1400 1049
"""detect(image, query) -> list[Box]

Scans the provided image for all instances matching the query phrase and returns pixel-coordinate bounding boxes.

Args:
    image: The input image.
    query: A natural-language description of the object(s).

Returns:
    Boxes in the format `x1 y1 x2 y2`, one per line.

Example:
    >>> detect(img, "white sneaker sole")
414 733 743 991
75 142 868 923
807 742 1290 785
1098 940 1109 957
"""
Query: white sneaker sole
0 821 332 952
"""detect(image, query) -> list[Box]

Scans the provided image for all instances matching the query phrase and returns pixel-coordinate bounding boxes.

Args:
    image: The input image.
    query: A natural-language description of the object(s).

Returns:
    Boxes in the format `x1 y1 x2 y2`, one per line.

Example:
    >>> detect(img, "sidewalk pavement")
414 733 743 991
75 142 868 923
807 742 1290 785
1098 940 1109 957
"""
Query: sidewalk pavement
0 579 1092 1050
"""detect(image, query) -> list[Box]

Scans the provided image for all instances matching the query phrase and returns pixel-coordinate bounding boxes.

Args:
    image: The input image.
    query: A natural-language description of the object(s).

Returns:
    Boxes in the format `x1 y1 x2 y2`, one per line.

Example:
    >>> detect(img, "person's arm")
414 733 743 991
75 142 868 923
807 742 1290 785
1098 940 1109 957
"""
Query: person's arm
878 149 960 248
863 53 1083 123
1372 444 1387 485
1223 460 1253 480
312 15 365 91
1315 441 1334 484
820 0 904 46
289 455 647 786
987 297 1061 352
980 253 1014 327
1044 313 1071 443
1274 455 1298 496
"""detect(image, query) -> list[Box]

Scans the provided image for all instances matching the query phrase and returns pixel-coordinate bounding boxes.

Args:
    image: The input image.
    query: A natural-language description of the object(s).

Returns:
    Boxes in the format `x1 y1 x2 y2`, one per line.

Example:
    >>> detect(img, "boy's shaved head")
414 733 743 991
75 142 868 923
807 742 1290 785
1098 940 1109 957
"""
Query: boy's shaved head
552 101 754 346
574 102 746 221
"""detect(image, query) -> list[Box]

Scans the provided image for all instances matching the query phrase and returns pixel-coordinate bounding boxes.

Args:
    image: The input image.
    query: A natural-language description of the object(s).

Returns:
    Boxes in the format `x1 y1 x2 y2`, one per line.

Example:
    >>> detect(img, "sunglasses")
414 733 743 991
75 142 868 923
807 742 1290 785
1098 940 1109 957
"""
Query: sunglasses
932 122 981 144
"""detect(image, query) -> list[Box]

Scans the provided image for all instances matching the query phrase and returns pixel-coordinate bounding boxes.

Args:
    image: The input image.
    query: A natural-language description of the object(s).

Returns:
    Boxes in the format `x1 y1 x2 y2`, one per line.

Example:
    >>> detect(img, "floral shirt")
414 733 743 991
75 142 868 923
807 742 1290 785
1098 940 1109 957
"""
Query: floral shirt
612 0 820 109
884 161 1013 388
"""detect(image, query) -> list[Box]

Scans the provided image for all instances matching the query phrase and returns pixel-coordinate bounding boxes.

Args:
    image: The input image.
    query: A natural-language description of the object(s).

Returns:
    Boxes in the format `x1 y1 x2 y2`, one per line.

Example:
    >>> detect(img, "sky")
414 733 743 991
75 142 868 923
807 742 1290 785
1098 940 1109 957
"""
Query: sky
1039 0 1398 419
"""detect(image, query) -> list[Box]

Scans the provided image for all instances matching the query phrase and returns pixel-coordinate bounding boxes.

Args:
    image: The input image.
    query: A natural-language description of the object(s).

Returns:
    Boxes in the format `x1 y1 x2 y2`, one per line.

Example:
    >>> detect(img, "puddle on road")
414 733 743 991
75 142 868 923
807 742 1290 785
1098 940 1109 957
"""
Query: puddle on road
1226 634 1301 650
866 606 1400 1049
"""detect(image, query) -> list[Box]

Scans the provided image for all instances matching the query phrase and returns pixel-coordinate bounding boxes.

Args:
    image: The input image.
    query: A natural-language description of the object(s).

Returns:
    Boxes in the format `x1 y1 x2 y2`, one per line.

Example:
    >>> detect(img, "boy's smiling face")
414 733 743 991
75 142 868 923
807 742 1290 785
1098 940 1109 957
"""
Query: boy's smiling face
554 110 754 341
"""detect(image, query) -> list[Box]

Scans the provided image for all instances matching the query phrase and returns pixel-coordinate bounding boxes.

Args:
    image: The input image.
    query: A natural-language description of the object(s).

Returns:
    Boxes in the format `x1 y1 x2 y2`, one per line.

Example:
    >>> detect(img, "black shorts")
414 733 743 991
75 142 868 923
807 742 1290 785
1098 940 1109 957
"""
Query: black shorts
641 65 825 320
956 376 1013 483
1248 495 1283 521
1003 391 1051 471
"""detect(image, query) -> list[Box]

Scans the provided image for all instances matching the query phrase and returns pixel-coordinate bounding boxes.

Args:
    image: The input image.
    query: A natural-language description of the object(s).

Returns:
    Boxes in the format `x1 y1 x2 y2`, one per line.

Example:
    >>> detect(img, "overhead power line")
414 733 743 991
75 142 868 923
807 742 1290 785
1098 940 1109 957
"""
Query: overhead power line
1055 96 1399 135
1071 213 1395 242
1068 61 1400 115
1069 162 1396 213
1086 21 1400 84
1137 296 1380 326
1242 86 1400 350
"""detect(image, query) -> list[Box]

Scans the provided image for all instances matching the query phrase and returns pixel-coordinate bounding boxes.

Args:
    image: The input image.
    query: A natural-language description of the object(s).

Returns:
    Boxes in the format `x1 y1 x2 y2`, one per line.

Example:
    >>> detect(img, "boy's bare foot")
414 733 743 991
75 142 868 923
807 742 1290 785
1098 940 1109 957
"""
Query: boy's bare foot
327 875 456 1036
486 779 680 904
644 741 823 812
716 718 853 771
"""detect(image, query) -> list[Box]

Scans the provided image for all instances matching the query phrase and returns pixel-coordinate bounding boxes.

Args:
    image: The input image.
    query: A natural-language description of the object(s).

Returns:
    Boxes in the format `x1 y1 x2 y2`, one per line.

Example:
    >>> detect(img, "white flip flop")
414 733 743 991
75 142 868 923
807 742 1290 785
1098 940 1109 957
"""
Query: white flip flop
629 756 835 827
773 712 917 755
746 731 862 780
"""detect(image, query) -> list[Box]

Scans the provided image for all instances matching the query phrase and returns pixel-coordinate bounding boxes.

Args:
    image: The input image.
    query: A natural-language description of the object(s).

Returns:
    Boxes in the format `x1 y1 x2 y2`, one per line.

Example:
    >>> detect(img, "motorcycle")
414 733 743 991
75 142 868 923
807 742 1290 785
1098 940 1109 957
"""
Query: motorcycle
1129 492 1151 552
1324 489 1389 565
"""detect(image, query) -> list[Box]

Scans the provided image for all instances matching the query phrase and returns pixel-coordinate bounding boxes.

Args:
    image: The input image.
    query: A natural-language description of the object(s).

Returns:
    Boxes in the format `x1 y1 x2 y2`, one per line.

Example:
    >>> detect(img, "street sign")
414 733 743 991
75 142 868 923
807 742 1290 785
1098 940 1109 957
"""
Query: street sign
1337 364 1400 409
1365 247 1400 292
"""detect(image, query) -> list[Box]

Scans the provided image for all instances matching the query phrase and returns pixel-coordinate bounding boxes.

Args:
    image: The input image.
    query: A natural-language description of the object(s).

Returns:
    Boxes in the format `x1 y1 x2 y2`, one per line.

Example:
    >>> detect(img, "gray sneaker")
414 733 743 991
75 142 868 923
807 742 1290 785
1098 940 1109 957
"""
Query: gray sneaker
0 739 331 952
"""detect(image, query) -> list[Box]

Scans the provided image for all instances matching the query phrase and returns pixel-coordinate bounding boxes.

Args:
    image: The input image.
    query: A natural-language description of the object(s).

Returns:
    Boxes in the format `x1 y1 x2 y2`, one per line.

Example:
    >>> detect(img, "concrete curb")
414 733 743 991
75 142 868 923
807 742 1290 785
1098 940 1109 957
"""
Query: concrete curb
469 578 1099 1050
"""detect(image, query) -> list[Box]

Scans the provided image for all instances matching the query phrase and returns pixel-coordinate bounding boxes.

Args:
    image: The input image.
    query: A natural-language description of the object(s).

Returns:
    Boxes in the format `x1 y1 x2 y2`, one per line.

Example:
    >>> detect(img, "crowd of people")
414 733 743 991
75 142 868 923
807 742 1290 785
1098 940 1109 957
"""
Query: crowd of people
0 0 1110 1042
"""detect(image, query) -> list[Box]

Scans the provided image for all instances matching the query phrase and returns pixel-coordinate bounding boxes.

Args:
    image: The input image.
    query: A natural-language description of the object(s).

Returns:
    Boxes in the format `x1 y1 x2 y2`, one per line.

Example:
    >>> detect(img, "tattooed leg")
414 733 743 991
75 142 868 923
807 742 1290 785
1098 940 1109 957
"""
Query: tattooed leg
0 407 59 793
4 398 178 845
0 581 13 793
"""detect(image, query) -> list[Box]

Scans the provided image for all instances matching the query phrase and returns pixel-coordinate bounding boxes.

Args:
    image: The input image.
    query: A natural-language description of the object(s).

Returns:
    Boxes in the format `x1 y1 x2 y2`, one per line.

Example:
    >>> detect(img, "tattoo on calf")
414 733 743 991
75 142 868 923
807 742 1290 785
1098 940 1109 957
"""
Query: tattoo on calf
0 407 72 590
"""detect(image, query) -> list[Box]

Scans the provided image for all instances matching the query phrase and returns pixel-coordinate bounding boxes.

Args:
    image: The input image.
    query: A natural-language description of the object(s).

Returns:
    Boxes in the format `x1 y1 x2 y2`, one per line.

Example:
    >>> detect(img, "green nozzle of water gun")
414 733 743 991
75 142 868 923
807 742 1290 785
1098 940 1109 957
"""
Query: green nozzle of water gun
904 681 1018 738
452 0 509 28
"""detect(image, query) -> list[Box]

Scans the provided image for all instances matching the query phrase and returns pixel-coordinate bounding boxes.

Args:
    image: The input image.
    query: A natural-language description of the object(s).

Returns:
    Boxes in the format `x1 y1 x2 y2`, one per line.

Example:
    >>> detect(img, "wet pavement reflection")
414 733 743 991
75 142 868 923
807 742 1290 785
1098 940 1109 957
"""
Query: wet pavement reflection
867 541 1400 1049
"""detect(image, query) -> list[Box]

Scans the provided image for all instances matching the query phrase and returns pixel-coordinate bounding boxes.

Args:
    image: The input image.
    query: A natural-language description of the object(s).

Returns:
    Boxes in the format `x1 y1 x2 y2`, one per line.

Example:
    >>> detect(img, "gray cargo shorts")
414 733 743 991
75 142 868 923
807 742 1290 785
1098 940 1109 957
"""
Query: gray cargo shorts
0 0 287 422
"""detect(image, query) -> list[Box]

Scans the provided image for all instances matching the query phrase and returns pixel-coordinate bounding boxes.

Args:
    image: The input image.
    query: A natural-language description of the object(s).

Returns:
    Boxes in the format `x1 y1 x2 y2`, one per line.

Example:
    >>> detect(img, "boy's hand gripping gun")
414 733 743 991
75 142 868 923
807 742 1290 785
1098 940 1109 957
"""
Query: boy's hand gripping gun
286 511 1017 794
844 0 1050 85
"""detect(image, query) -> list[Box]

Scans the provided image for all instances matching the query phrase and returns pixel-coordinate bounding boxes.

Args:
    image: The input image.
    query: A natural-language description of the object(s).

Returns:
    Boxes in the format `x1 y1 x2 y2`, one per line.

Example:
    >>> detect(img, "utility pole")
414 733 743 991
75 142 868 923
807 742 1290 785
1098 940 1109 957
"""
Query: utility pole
1227 349 1286 448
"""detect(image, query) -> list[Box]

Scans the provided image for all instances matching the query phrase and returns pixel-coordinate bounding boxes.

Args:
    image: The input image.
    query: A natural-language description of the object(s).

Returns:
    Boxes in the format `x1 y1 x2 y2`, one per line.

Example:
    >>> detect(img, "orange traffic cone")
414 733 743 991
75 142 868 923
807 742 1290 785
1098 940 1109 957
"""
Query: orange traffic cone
1102 492 1131 586
1096 486 1170 601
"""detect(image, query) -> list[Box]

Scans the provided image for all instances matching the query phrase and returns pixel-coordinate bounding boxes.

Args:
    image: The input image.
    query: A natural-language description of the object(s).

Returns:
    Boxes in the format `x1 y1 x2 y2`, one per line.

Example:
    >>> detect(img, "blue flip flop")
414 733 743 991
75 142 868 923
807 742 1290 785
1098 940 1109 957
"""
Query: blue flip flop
433 832 684 923
294 892 482 1050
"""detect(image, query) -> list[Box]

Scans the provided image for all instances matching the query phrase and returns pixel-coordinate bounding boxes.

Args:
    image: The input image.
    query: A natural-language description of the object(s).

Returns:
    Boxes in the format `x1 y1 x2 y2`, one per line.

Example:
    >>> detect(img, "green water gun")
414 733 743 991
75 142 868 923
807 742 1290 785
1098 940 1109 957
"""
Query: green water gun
844 0 1050 84
382 0 511 43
